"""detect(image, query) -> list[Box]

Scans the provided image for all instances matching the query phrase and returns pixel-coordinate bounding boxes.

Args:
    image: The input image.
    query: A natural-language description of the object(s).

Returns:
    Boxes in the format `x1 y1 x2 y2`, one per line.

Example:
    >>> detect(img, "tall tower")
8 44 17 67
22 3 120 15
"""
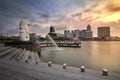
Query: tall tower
19 20 30 41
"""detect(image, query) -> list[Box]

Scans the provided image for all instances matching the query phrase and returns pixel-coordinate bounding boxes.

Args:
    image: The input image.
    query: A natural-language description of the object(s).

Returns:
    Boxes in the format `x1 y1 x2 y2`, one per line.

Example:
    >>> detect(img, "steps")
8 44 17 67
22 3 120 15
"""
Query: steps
0 47 17 58
0 45 41 65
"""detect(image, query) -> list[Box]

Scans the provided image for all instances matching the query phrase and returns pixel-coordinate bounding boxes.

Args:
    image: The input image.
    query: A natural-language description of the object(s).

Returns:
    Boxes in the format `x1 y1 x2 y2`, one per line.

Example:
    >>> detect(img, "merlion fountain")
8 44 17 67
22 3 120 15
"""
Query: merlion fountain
5 19 41 56
19 20 30 41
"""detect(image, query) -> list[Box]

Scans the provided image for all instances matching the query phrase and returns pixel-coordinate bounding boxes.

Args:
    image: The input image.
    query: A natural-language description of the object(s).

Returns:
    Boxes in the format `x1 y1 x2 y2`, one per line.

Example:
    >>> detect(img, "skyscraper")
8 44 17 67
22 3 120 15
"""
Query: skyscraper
98 27 110 40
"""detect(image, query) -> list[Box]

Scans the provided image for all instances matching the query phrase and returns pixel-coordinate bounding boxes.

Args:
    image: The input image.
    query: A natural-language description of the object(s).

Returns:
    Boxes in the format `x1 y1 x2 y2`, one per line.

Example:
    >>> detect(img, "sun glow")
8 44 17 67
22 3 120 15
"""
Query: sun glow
96 13 120 22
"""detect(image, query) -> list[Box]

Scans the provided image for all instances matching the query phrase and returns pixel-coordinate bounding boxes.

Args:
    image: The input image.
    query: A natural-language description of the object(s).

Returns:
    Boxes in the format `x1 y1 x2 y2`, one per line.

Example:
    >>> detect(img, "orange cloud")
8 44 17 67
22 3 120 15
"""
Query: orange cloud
105 0 120 13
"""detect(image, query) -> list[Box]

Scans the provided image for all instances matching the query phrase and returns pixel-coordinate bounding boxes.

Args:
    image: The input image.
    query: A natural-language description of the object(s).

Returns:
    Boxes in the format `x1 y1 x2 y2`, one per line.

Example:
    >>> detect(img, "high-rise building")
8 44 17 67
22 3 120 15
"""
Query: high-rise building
98 27 110 40
19 20 30 41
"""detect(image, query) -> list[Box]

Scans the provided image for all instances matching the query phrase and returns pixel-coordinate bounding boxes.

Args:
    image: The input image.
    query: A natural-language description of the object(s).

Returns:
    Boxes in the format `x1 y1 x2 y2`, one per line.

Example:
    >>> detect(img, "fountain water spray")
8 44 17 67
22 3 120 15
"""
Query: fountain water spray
47 34 63 50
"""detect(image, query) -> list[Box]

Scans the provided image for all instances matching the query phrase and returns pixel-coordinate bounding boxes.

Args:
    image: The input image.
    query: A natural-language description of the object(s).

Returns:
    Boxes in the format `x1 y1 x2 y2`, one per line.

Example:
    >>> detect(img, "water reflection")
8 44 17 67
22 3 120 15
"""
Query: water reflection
41 41 120 72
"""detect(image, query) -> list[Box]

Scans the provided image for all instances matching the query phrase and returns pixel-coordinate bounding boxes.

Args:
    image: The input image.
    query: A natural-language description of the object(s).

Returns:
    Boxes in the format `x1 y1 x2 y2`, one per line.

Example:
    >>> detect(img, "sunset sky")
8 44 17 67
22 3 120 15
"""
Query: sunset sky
0 0 120 37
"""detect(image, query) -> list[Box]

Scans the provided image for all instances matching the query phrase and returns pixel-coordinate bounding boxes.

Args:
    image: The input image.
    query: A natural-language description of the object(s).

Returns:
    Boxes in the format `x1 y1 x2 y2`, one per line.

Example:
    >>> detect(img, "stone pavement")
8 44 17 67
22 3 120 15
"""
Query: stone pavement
0 59 120 80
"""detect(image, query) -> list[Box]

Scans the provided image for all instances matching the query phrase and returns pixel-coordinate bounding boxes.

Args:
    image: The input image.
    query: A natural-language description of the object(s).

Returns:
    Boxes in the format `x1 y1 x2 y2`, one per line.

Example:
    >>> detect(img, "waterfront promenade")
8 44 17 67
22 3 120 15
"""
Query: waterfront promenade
0 44 120 80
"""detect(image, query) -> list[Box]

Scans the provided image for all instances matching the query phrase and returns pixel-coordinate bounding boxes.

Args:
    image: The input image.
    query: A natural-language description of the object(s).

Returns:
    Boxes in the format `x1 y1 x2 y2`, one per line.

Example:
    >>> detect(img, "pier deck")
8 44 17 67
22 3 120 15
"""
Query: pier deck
40 41 81 47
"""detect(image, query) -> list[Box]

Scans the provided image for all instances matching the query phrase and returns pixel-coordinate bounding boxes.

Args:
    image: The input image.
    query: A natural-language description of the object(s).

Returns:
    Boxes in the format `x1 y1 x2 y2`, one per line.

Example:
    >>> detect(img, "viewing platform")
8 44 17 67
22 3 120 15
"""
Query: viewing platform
40 41 81 48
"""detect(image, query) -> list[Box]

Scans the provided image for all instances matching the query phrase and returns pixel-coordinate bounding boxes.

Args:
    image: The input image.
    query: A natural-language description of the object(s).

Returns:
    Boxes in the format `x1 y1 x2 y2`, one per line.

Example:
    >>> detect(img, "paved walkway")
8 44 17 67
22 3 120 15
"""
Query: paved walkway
0 60 120 80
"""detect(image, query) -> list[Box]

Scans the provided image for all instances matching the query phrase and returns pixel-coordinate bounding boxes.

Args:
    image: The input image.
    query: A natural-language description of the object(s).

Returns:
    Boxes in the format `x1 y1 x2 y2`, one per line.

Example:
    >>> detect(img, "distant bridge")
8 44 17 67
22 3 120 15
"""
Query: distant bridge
39 41 81 48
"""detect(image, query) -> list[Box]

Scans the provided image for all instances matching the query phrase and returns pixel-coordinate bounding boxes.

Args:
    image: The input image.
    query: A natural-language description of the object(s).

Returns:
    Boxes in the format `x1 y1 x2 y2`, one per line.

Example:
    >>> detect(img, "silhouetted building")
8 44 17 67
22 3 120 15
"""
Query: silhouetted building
48 26 65 39
50 26 55 33
98 27 110 40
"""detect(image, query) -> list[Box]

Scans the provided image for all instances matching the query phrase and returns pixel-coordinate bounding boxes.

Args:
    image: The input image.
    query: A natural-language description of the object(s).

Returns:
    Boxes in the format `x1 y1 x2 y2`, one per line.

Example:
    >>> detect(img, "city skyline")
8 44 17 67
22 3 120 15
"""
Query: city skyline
0 0 120 37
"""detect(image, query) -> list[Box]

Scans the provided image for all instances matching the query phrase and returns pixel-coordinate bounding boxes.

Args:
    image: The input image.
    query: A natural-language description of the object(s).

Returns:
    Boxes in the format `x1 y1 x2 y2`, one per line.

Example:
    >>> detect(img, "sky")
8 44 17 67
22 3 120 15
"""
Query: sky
0 0 120 37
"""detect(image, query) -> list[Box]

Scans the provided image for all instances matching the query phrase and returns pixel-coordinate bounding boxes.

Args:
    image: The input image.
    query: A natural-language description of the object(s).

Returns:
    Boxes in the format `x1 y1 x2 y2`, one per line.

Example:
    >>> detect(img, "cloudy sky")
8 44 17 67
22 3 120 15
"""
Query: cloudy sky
0 0 120 37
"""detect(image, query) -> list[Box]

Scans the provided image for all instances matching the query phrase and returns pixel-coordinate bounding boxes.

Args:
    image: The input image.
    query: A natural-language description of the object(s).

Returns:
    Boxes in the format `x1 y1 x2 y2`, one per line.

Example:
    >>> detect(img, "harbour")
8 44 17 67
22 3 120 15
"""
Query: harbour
40 41 81 47
0 44 120 80
0 0 120 79
41 41 120 73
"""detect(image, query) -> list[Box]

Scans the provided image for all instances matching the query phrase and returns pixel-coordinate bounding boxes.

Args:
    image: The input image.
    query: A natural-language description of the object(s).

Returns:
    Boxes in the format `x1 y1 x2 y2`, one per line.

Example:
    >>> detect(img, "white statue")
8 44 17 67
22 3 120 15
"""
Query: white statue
19 20 30 41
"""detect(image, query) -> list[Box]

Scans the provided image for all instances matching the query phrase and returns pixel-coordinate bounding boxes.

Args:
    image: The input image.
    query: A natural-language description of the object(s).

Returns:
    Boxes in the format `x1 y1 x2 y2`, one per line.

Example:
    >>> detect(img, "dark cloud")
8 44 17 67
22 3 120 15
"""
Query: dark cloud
102 1 120 13
30 24 49 35
0 0 30 18
0 0 120 37
106 5 120 12
84 9 92 13
71 12 82 17
55 26 67 31
37 12 50 19
0 0 35 35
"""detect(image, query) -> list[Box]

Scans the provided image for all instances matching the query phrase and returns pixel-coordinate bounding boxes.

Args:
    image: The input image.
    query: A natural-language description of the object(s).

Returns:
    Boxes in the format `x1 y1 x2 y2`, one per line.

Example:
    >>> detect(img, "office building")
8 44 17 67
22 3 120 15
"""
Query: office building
74 29 80 39
79 24 93 39
98 27 110 40
64 30 72 38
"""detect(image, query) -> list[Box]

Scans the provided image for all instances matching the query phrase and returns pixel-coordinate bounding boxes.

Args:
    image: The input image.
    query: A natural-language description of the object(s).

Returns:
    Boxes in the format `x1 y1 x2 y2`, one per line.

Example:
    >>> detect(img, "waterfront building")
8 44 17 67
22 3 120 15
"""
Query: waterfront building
64 30 71 38
64 30 75 39
19 20 30 41
85 30 93 38
79 30 86 38
48 26 65 39
29 33 37 41
64 24 93 40
71 30 75 38
98 27 110 40
85 25 93 38
50 26 55 33
64 30 80 39
74 29 80 39
79 24 93 39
